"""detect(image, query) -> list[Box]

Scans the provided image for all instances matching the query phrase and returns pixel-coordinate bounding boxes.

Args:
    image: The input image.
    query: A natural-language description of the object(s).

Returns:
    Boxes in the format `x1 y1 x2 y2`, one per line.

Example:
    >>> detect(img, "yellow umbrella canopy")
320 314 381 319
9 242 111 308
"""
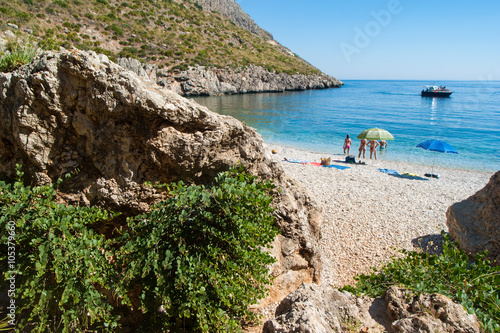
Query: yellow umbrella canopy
357 128 395 140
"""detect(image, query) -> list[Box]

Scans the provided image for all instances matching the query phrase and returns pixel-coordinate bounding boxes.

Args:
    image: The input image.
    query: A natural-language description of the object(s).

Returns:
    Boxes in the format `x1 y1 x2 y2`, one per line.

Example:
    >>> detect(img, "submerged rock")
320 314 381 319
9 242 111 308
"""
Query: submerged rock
0 49 323 301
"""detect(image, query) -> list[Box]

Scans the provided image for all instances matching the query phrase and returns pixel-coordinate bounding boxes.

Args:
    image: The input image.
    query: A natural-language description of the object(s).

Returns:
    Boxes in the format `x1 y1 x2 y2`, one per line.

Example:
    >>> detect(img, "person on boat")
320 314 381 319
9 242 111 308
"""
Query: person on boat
358 138 367 159
367 140 380 160
343 134 352 155
379 140 388 150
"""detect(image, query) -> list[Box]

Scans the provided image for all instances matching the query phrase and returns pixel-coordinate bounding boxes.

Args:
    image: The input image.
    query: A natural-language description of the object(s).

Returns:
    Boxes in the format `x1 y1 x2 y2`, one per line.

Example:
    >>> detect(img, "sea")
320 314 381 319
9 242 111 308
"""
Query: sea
192 80 500 173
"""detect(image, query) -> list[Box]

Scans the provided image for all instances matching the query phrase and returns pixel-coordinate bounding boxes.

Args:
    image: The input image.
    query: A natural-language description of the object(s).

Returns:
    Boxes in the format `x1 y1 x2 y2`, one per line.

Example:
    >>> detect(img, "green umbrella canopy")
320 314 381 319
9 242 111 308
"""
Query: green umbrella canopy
357 128 395 140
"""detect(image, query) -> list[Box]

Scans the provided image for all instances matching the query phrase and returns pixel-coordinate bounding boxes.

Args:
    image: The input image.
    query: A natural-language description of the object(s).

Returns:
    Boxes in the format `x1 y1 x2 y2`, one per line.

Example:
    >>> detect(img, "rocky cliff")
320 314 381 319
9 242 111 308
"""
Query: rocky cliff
0 49 323 303
116 58 343 96
194 0 273 40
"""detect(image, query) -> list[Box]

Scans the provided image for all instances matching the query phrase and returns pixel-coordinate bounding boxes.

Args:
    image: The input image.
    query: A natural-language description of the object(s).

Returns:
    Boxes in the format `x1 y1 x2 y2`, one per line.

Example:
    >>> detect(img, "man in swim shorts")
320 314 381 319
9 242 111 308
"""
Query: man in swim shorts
367 140 380 160
343 134 352 155
358 138 367 159
379 140 388 150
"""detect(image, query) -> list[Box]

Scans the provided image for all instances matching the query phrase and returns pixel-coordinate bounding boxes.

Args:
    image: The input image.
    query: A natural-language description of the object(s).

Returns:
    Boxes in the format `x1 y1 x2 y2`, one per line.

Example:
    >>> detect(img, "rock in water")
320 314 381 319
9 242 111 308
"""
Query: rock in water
0 50 323 300
446 171 500 263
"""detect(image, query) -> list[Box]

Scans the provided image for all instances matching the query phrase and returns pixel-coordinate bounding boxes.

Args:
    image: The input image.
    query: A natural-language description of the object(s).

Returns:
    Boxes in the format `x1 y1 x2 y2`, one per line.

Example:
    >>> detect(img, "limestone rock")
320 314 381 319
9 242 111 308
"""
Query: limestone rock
194 0 273 40
164 65 343 97
263 284 480 333
116 57 157 83
263 283 387 333
118 60 343 96
446 171 500 263
0 49 323 299
385 286 480 333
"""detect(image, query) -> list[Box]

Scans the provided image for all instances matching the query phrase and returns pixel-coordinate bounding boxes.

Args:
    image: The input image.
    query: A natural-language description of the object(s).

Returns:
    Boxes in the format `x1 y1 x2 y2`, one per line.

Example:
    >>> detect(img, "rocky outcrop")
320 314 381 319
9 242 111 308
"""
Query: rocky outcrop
446 171 500 263
263 284 480 333
117 58 343 97
263 283 387 333
0 50 323 300
116 57 158 84
115 59 343 96
160 64 343 96
193 0 273 40
385 286 481 333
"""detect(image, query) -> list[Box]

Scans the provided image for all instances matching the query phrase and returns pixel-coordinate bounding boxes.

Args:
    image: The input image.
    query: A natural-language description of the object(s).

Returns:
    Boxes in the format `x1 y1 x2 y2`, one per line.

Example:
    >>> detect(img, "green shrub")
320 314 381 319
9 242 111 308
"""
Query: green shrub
342 231 500 332
119 167 279 332
0 166 122 332
106 23 123 37
1 166 278 332
0 42 40 72
53 0 69 8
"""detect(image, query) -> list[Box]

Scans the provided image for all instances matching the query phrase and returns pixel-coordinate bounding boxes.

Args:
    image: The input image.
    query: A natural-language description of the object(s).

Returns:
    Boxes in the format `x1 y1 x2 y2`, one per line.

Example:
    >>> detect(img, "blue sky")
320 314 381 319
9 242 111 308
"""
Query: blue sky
236 0 500 80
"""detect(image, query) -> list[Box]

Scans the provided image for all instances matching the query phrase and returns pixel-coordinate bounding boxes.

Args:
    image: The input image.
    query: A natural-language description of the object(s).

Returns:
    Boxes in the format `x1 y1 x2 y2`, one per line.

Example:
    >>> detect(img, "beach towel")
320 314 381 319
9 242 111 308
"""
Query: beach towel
399 172 429 180
334 159 366 165
284 158 309 164
284 159 350 170
323 164 351 170
378 168 399 175
378 168 429 181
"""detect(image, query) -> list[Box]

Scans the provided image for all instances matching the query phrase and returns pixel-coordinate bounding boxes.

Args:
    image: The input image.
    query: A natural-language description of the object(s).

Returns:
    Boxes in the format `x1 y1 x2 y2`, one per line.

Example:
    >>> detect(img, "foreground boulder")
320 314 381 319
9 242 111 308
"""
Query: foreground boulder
263 284 480 333
0 50 323 301
446 171 500 263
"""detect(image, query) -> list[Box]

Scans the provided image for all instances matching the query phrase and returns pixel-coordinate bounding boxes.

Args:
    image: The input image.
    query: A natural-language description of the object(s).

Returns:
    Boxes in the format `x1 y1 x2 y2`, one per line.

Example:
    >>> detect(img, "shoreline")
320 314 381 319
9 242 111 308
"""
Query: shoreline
265 140 499 174
267 143 493 288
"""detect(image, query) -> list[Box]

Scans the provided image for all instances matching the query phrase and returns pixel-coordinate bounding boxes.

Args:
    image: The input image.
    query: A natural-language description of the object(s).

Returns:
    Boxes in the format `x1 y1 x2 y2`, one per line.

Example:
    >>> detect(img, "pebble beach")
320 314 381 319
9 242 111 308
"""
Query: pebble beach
268 144 494 288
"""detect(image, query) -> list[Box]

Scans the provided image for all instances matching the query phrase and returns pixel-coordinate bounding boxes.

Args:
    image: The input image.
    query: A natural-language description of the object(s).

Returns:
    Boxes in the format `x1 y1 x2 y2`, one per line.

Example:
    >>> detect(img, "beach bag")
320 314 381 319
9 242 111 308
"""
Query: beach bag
345 156 356 164
320 157 331 166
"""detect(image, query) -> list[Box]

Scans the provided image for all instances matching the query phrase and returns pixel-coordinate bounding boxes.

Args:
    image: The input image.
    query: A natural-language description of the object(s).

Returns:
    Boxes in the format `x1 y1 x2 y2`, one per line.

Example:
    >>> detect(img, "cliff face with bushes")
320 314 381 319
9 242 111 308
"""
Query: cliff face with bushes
0 0 342 96
194 0 273 40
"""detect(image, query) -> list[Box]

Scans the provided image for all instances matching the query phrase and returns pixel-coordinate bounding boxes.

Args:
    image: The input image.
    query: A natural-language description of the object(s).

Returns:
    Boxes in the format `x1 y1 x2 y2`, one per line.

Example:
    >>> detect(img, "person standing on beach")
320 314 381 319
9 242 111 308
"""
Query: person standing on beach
343 134 352 155
367 140 379 160
358 138 367 159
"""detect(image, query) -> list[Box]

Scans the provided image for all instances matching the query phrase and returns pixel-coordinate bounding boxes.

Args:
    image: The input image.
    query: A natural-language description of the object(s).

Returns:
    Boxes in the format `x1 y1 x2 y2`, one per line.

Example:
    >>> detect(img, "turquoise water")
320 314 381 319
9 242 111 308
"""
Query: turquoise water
192 80 500 172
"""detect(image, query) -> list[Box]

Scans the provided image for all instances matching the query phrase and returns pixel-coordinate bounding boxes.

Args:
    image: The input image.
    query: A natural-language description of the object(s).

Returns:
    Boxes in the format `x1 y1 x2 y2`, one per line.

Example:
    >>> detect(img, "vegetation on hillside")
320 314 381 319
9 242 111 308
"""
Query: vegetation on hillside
342 232 500 332
0 0 321 75
0 165 279 332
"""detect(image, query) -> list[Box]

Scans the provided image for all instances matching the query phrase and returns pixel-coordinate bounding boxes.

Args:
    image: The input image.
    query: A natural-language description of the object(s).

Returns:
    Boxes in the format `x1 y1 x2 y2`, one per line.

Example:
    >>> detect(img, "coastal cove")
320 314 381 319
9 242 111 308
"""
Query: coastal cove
193 80 500 173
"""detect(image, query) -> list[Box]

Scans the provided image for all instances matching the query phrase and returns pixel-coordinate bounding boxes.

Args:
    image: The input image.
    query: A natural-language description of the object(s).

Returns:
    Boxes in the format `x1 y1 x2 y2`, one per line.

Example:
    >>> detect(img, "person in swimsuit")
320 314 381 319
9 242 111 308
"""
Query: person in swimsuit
358 138 367 159
367 140 380 160
343 134 352 155
379 140 388 150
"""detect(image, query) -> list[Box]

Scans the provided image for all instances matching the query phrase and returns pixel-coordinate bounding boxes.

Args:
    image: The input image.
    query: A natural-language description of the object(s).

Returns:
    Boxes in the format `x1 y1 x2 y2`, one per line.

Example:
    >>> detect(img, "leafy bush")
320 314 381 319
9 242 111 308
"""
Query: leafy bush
342 232 500 332
0 166 122 332
106 23 124 37
119 167 279 332
1 166 279 332
0 42 40 72
53 0 69 8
